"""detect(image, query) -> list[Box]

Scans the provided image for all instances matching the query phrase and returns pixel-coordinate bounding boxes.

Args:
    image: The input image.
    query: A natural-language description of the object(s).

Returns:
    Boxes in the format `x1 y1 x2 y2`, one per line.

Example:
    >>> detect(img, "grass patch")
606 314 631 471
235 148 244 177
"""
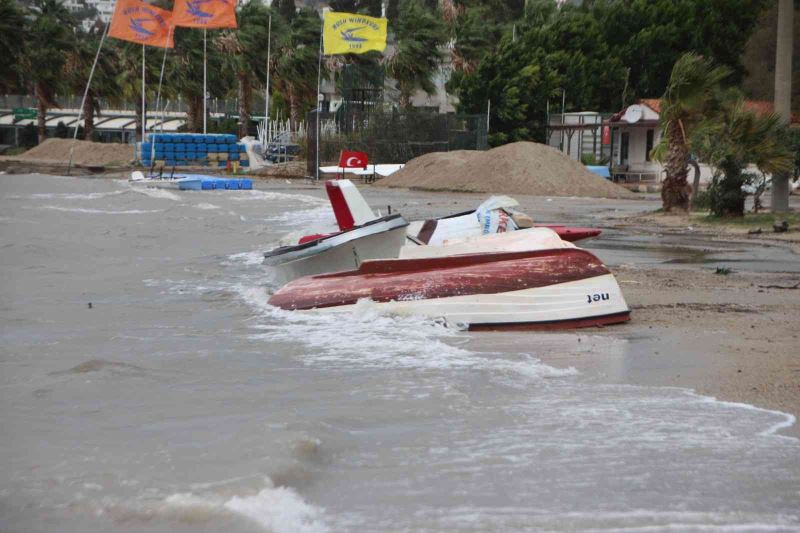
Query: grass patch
3 147 31 156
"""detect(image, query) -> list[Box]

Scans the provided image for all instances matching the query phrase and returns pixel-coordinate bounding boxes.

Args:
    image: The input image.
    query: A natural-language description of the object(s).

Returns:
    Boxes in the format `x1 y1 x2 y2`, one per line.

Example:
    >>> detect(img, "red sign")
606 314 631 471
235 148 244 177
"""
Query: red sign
602 125 611 145
339 150 368 169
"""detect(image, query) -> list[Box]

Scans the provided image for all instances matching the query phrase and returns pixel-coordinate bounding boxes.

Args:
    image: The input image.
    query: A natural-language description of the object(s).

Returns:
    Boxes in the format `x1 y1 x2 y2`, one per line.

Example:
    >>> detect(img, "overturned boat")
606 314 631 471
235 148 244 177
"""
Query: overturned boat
269 228 630 331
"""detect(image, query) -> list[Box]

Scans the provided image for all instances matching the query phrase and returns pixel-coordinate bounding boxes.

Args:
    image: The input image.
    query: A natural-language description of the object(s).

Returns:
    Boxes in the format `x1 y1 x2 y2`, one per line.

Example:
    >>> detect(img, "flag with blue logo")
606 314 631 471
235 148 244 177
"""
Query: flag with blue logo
323 11 387 55
173 0 237 29
108 0 174 48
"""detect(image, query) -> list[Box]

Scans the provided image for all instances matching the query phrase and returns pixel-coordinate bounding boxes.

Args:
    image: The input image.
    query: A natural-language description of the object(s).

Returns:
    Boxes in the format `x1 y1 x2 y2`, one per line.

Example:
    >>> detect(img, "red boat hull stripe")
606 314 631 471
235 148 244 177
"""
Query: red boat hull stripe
467 311 631 331
269 248 610 311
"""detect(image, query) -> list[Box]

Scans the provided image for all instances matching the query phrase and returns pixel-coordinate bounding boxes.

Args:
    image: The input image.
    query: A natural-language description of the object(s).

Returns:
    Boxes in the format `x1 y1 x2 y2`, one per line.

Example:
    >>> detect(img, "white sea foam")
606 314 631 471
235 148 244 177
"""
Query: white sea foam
194 202 221 210
228 189 327 205
225 251 265 266
129 186 182 201
232 284 575 378
36 205 161 215
264 205 336 228
163 480 327 533
6 190 127 200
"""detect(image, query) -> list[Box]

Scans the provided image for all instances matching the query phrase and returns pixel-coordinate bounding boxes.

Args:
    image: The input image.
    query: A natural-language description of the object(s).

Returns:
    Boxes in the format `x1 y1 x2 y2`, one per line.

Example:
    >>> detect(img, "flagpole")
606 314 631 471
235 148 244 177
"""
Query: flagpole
265 14 271 132
141 43 146 144
151 26 173 167
203 28 207 134
315 22 323 181
67 20 110 176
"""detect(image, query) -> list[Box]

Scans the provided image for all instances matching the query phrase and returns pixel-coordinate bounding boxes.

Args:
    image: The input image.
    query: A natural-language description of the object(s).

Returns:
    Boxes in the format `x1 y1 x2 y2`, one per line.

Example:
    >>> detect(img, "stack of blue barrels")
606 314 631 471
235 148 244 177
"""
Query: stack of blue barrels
140 133 249 169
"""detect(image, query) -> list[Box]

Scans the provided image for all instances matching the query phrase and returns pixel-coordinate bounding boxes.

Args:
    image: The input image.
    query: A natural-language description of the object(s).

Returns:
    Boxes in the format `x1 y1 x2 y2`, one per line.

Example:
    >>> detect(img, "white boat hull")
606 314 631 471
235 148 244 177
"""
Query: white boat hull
309 273 629 329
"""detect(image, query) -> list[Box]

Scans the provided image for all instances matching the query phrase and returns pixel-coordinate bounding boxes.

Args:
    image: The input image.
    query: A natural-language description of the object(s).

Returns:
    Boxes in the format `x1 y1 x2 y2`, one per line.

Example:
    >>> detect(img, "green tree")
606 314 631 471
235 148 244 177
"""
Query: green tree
386 0 447 107
696 99 794 216
275 0 296 22
21 0 76 142
590 0 768 100
274 8 325 124
451 3 625 145
655 53 730 212
64 26 116 139
167 27 227 133
216 3 280 138
0 0 27 93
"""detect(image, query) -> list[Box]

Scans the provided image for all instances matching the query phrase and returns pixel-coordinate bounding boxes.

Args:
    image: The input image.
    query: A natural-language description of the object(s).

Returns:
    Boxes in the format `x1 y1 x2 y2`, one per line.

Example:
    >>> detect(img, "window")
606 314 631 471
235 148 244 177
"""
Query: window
646 129 654 162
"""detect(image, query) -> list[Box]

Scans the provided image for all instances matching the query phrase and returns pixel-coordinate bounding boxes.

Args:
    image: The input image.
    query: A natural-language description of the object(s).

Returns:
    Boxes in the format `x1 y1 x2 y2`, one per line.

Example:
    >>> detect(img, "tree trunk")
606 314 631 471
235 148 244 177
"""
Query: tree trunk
237 72 251 139
187 95 203 133
35 83 47 144
83 90 95 140
771 0 793 212
288 91 298 126
689 157 701 205
661 121 691 212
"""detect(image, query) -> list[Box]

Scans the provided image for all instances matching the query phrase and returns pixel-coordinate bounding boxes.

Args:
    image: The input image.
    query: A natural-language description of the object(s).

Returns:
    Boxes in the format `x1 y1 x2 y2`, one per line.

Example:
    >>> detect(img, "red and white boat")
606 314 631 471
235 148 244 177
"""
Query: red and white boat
269 228 630 330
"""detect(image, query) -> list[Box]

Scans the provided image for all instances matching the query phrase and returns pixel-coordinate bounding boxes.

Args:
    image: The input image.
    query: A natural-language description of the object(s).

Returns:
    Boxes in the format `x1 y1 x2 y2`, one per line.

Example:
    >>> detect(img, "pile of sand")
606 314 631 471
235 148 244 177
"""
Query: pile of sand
15 139 135 167
249 161 308 179
377 141 634 199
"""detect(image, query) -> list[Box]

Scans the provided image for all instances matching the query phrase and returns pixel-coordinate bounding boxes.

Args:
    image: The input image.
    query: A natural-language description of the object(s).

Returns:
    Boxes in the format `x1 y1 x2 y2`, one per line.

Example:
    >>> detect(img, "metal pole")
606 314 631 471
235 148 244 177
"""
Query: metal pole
265 14 271 123
560 89 565 152
486 99 490 133
141 43 146 143
67 20 110 175
772 0 793 212
315 22 323 181
203 28 207 134
151 26 172 165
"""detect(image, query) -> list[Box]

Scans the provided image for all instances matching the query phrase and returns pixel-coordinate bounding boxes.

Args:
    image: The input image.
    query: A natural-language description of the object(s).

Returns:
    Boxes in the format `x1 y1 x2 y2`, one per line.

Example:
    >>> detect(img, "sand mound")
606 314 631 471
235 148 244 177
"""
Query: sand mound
249 161 307 179
16 139 135 167
377 141 634 199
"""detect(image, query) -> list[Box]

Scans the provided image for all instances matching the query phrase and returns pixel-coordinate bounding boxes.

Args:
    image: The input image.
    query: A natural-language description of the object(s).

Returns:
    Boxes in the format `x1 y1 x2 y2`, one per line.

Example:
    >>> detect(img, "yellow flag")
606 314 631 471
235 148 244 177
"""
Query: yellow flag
323 11 388 55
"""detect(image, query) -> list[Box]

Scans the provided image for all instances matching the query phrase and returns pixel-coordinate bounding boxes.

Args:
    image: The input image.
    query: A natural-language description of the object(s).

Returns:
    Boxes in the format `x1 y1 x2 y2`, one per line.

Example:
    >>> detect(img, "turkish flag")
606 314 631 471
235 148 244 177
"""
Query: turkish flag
173 0 237 29
339 150 368 169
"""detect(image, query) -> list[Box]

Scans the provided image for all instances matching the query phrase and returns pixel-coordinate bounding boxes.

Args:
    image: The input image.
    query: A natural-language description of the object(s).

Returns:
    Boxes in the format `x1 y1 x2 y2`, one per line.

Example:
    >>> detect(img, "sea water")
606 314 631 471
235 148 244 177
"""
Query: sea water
1 174 798 532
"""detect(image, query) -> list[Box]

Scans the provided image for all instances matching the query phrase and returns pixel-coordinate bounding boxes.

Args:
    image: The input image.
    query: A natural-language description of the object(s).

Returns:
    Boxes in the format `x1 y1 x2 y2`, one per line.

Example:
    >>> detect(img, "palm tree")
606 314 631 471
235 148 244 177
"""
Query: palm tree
695 98 793 216
21 0 76 143
169 27 227 133
656 53 730 212
386 0 446 107
64 27 115 140
0 0 27 93
274 8 325 125
216 3 278 138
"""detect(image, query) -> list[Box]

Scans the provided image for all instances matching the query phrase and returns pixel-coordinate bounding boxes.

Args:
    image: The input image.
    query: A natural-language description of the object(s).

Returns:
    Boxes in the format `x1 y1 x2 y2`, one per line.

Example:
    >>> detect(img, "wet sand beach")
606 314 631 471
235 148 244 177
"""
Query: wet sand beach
1 172 799 532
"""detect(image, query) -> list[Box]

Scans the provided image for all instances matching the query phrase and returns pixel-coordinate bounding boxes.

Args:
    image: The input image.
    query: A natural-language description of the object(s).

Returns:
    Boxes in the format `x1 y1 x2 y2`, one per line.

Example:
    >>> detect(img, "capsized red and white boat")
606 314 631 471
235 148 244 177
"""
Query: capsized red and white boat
324 179 601 244
269 228 630 330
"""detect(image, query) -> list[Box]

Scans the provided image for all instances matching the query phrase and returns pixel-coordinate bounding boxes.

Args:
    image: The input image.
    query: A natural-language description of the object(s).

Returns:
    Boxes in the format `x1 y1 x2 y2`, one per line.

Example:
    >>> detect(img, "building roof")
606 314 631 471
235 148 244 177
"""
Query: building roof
631 98 798 124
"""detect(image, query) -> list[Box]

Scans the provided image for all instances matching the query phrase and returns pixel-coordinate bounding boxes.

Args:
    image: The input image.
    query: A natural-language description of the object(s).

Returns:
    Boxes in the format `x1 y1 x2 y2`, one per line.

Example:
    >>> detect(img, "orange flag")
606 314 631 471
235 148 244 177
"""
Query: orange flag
172 0 237 29
108 0 174 48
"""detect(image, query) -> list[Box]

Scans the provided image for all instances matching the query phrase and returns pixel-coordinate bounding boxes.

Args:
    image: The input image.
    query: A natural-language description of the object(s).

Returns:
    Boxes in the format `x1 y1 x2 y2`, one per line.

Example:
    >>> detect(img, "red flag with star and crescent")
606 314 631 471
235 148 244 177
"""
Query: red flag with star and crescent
173 0 237 29
108 0 174 48
339 150 368 169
